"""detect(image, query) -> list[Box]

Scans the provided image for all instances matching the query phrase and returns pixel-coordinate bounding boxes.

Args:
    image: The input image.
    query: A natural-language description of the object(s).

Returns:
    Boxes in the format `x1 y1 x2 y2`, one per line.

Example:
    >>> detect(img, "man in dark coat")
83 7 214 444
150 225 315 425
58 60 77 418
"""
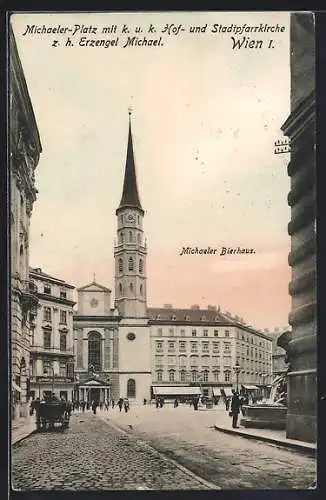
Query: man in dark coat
230 391 241 428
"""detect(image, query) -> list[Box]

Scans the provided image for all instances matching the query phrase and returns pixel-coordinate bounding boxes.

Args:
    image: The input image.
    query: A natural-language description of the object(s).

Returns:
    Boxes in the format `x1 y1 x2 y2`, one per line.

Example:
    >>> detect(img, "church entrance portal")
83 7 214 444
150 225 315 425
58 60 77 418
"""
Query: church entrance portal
89 388 100 403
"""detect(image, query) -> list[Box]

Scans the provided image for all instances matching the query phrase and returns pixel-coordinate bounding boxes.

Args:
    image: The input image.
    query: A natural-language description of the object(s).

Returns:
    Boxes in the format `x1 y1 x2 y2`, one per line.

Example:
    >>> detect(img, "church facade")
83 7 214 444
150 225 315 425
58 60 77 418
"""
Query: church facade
73 115 273 403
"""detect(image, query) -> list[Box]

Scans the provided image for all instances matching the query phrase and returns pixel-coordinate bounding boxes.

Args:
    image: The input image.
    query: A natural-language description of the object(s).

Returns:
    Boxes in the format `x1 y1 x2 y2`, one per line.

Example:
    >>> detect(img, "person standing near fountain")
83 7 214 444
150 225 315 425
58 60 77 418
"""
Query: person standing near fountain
230 391 241 428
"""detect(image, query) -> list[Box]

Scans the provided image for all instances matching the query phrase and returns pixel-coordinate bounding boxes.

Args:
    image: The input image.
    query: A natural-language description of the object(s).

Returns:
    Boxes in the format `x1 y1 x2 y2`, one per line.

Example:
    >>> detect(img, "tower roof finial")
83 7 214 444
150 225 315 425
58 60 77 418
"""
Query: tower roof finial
116 111 144 215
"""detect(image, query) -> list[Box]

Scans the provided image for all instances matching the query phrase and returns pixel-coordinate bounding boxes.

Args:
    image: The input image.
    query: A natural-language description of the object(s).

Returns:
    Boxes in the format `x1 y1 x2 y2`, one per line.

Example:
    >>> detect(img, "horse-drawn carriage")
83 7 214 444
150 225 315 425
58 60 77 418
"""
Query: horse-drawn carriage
36 399 70 431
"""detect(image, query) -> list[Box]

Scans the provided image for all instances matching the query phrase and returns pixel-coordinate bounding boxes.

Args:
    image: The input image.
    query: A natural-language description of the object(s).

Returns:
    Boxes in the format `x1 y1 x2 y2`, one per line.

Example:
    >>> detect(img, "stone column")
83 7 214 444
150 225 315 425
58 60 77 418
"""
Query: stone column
280 14 316 443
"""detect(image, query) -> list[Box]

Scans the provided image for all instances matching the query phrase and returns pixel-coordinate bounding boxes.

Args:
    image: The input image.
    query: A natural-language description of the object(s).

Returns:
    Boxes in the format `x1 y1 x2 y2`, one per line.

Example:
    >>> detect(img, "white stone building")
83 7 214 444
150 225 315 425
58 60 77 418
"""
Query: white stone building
28 268 75 401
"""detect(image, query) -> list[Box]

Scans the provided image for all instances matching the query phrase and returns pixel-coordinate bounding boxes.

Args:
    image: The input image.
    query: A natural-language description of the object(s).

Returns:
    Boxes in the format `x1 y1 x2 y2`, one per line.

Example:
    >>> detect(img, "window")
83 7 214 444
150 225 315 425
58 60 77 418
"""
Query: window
157 328 163 336
44 285 51 294
119 258 123 272
213 341 219 353
59 361 66 376
138 215 140 224
169 371 175 382
155 355 163 365
140 284 143 296
119 283 123 296
179 355 186 366
139 259 143 273
224 342 231 353
203 329 208 337
60 310 67 324
190 341 197 352
168 356 176 365
225 330 230 337
201 316 206 321
172 315 176 321
202 342 209 353
129 231 133 243
128 257 134 271
130 283 134 293
191 371 198 382
60 290 67 299
180 371 186 382
225 370 231 382
169 328 174 336
43 307 51 322
214 330 219 337
192 329 197 337
213 371 219 382
190 355 198 366
43 331 51 349
120 232 124 243
157 371 163 382
185 315 190 321
156 340 163 352
127 378 136 397
137 233 141 243
43 359 52 375
179 341 186 352
60 334 67 352
203 371 209 382
168 341 175 352
88 331 102 371
180 329 186 337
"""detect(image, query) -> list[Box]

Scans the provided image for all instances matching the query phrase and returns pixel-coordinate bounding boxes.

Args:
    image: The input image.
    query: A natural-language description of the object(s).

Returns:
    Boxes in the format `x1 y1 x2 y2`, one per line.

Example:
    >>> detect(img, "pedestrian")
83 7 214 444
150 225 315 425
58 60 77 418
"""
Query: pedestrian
91 400 98 415
111 399 115 409
123 398 129 413
155 398 159 409
193 396 199 411
118 397 123 412
173 398 178 408
86 401 90 411
143 398 147 405
230 391 241 428
81 400 86 412
99 401 103 411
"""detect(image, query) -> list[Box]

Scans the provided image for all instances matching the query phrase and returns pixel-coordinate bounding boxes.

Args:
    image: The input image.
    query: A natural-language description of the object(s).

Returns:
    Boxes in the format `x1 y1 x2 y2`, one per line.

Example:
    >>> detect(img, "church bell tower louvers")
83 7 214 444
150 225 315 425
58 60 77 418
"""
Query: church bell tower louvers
114 112 147 318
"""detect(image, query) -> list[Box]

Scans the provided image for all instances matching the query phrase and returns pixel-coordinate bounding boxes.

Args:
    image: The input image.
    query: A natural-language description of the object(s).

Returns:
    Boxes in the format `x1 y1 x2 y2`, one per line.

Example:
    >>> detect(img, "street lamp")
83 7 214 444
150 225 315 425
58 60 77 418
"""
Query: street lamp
234 359 241 393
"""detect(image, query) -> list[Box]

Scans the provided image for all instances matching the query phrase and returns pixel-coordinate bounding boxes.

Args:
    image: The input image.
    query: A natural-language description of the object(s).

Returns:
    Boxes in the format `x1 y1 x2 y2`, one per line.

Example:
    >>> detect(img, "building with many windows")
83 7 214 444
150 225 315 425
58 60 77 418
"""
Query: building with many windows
73 113 273 403
149 306 273 399
10 25 42 419
28 268 75 401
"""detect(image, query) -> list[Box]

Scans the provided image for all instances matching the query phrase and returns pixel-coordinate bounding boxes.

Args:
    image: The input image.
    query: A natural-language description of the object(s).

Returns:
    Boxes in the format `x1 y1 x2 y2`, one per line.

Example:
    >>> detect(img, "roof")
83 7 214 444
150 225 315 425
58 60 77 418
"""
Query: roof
116 115 144 214
29 267 75 289
148 307 233 324
77 281 111 292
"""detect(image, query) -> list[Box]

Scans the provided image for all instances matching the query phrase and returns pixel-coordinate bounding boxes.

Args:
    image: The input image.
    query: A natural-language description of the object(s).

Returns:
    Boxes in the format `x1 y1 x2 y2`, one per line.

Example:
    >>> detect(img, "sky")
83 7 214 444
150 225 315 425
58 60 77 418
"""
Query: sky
11 11 291 330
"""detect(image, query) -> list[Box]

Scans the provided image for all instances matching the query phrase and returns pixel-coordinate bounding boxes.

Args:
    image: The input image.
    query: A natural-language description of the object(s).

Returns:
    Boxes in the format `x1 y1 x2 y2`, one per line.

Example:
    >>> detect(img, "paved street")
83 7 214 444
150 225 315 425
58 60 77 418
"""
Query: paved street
11 411 214 490
98 403 316 489
12 404 317 490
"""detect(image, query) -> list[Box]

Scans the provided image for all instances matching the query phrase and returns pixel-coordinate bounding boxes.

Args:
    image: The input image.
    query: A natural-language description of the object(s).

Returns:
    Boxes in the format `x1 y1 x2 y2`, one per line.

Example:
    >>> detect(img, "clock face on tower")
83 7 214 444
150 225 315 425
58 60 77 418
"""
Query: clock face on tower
127 213 136 222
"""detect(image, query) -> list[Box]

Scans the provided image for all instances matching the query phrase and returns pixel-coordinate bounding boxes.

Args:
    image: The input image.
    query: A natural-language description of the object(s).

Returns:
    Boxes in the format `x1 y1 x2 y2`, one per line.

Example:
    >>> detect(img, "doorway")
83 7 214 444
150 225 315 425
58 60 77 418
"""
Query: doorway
89 388 100 403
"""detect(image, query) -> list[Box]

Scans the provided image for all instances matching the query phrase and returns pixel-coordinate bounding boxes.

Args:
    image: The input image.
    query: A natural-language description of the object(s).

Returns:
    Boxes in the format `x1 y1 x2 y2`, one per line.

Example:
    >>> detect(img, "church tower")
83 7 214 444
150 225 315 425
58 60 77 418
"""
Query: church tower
114 112 147 318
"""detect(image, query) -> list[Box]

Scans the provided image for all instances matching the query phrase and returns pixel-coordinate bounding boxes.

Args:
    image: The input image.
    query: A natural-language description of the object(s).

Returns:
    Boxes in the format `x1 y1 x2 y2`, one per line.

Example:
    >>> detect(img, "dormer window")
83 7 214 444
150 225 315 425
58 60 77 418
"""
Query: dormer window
172 315 176 321
185 316 190 321
201 316 206 321
156 314 161 320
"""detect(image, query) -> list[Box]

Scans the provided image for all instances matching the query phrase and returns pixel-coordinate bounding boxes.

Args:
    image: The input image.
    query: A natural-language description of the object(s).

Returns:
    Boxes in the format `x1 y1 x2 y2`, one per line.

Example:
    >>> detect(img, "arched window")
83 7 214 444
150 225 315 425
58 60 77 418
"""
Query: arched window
224 370 231 382
127 378 136 397
129 231 133 243
118 258 123 273
128 257 134 271
119 283 123 296
139 259 143 273
191 371 198 382
130 283 134 293
203 370 209 382
88 331 102 371
137 233 141 244
120 232 124 243
169 371 175 382
157 371 163 382
140 284 143 296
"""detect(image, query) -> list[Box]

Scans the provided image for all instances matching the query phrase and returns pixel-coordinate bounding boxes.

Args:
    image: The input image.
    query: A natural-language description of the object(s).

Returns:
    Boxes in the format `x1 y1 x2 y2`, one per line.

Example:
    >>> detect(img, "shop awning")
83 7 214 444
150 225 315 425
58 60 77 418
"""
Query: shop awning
242 385 259 390
152 386 201 396
212 388 221 396
12 382 21 392
223 387 233 397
